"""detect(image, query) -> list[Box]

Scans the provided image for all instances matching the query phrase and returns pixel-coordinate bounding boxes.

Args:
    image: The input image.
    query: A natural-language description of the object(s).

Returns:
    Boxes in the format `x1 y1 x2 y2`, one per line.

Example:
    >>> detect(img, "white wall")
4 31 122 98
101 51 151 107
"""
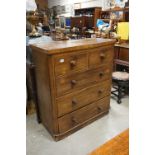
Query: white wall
48 0 111 14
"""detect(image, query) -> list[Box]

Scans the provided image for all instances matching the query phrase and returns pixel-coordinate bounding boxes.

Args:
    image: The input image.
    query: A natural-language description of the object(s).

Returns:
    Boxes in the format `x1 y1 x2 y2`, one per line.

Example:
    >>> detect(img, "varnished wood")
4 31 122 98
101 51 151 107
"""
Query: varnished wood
89 129 129 155
32 50 56 134
57 80 111 117
53 51 88 76
58 97 110 133
114 42 129 71
73 7 102 30
30 38 116 55
56 65 112 97
31 38 115 141
89 46 114 69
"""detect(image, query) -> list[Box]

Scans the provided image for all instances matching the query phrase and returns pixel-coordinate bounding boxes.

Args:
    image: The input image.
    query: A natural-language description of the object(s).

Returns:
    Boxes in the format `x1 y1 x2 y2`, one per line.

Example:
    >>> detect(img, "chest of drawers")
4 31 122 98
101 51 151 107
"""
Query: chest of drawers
31 38 115 141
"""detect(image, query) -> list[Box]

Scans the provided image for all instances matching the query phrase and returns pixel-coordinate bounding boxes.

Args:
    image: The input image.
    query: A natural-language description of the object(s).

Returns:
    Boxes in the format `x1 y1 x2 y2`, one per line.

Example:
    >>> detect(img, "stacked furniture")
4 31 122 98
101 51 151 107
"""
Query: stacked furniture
101 7 129 23
71 7 102 31
31 38 115 141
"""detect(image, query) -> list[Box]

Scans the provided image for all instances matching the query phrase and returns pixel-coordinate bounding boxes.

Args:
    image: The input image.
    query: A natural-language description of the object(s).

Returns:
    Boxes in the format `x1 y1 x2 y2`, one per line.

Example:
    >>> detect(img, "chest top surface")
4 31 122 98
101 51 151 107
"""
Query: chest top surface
30 38 116 55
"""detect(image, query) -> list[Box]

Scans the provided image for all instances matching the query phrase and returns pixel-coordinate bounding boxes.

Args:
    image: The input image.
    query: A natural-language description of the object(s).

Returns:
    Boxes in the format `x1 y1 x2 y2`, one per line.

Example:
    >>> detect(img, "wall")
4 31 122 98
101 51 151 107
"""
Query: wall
48 0 111 16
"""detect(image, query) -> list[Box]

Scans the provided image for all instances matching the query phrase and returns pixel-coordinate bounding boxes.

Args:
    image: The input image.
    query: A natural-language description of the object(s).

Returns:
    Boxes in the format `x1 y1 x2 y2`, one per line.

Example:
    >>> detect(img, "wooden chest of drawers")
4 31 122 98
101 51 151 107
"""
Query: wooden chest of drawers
31 38 115 141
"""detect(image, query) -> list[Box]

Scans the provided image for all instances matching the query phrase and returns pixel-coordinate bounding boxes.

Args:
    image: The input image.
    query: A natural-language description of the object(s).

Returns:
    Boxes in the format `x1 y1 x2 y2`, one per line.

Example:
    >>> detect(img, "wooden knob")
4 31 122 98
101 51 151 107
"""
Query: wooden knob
71 80 77 87
97 106 103 112
99 72 104 77
98 90 103 94
100 53 105 59
72 98 78 106
70 60 76 67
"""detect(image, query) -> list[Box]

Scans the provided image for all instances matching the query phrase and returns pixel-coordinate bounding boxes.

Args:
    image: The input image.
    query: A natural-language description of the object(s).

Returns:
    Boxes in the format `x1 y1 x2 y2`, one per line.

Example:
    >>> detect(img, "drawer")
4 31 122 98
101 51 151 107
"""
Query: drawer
53 52 88 76
56 65 112 97
89 46 114 68
58 96 110 133
57 80 111 117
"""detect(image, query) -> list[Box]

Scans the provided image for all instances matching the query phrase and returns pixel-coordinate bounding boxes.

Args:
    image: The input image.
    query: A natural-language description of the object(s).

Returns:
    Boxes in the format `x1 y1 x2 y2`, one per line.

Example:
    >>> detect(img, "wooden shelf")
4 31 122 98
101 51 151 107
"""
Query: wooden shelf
102 7 129 12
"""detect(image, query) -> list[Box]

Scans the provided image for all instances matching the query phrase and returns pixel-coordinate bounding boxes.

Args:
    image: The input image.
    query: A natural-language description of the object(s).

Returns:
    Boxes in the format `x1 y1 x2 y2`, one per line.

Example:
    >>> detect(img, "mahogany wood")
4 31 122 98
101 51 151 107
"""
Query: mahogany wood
31 38 115 141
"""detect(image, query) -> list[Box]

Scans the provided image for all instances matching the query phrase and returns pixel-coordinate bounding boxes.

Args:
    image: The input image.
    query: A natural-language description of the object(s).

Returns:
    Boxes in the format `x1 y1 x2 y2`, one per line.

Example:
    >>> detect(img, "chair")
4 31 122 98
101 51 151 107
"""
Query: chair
111 70 129 104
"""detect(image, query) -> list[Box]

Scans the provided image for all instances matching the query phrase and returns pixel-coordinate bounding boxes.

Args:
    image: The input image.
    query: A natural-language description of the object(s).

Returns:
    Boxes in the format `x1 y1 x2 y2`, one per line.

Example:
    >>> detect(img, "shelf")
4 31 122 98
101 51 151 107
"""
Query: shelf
101 19 123 22
102 7 129 13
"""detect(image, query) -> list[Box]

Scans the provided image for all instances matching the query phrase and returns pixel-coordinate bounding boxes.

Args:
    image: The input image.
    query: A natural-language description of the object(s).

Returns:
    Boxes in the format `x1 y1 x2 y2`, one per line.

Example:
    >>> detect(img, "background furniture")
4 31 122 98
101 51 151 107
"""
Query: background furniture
31 38 115 141
111 71 129 103
112 42 129 103
114 42 129 71
26 36 52 120
72 7 102 31
101 7 129 23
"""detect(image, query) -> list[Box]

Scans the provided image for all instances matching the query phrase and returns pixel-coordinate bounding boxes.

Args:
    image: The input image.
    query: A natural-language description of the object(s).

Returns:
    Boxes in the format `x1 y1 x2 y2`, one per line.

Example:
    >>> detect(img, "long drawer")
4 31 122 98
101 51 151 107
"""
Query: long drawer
57 80 111 117
58 96 110 133
56 65 112 97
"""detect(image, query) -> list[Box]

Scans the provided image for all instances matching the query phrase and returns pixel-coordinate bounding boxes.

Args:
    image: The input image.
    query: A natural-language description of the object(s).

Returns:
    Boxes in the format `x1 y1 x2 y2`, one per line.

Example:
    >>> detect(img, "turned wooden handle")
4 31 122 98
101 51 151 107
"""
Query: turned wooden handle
100 53 105 59
99 72 104 77
98 90 103 94
70 60 76 67
97 106 103 112
71 80 77 85
72 98 78 106
71 80 77 88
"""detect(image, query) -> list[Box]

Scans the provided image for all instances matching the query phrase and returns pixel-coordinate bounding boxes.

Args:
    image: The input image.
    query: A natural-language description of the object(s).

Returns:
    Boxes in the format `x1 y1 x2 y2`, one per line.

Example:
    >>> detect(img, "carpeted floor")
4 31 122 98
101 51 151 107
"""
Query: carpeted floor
89 129 129 155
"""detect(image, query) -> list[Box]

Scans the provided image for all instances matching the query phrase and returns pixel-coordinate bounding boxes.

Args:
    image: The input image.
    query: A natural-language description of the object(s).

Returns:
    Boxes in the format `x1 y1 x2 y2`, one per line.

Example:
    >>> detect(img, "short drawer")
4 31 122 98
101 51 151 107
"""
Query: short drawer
57 80 111 117
89 46 114 68
58 96 110 133
56 65 112 97
53 52 88 76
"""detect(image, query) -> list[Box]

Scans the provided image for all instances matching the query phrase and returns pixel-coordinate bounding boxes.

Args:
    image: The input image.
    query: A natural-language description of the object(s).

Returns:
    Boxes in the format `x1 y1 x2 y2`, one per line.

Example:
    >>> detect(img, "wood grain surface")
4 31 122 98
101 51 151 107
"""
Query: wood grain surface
30 38 116 54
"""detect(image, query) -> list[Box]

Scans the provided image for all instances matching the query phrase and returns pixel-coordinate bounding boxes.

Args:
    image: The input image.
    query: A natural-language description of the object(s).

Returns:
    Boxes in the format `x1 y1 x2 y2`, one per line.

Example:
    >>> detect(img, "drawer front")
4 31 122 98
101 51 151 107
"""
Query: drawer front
58 96 110 133
54 52 88 76
56 65 112 97
57 80 111 117
89 46 114 68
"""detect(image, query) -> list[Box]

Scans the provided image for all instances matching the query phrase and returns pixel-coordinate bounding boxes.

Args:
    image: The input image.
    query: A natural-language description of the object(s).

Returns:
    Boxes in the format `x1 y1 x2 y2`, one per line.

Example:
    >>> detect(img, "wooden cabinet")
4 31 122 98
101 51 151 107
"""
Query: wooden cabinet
71 7 102 30
31 38 115 141
101 7 129 22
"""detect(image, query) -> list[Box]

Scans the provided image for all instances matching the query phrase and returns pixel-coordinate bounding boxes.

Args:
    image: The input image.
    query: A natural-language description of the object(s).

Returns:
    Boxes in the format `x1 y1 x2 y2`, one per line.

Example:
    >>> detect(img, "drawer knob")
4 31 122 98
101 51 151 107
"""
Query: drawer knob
100 53 105 59
70 60 76 67
72 98 78 106
71 116 78 124
97 106 103 112
99 72 104 77
71 80 77 87
98 90 103 94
